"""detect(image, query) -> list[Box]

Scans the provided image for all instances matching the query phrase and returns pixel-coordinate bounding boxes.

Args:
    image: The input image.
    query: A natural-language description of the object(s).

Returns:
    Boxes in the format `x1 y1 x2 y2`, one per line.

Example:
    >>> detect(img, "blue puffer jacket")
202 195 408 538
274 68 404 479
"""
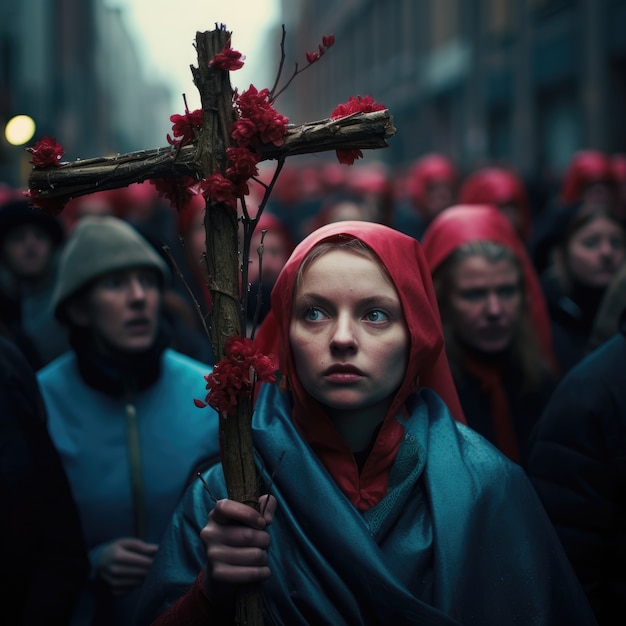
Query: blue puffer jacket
38 347 219 626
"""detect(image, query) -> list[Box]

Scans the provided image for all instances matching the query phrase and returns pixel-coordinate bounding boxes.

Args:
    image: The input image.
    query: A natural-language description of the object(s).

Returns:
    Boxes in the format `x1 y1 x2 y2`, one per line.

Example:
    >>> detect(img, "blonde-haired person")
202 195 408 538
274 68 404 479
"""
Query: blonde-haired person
37 216 219 626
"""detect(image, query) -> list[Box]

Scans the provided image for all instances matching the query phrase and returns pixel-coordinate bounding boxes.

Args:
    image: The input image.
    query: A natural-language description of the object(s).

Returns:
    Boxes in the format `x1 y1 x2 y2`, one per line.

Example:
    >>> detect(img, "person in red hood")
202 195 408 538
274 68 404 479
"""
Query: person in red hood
393 153 458 240
559 150 616 209
422 204 558 466
137 221 595 626
459 166 533 243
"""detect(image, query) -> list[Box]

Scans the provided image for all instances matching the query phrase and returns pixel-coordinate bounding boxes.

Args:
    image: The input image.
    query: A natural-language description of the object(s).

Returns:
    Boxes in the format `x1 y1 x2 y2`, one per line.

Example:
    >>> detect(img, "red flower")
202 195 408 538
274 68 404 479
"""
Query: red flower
198 336 276 415
235 85 272 114
330 95 386 165
199 173 238 210
305 34 335 65
149 175 197 210
233 85 289 148
306 51 321 64
167 108 204 146
225 336 257 360
23 188 67 215
231 117 259 147
209 38 245 71
27 136 64 168
225 147 260 183
330 95 386 120
335 148 364 166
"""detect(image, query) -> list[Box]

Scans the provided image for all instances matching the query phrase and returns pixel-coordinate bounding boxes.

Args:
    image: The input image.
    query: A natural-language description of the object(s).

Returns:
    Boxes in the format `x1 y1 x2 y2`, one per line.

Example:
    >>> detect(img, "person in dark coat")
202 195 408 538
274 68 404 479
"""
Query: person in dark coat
537 201 625 375
0 334 89 624
0 197 68 367
527 309 626 625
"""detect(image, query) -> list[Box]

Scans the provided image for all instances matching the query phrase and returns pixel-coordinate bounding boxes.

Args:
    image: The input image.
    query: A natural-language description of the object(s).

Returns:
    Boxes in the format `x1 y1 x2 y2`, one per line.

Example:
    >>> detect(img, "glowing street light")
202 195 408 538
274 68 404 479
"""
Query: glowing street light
5 115 36 146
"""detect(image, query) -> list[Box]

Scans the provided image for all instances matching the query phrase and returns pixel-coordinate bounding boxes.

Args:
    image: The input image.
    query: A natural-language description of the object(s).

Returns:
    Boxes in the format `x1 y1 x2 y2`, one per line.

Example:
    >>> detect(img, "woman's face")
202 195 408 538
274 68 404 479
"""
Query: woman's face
447 255 522 354
565 216 626 288
289 249 409 418
69 267 161 353
422 180 454 220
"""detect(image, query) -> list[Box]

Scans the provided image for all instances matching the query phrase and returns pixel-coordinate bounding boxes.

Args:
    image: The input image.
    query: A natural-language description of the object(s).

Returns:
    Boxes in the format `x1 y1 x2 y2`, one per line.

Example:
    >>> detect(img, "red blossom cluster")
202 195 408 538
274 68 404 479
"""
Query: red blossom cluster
167 108 204 147
208 38 245 71
233 85 289 148
305 34 335 64
330 95 386 120
196 173 237 209
26 136 64 168
22 188 67 215
330 95 387 165
149 175 198 208
195 336 276 415
155 53 291 213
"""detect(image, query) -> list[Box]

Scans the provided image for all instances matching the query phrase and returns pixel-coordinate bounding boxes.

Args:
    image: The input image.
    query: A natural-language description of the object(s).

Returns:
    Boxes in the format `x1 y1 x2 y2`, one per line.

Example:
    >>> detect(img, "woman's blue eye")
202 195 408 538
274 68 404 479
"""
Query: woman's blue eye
365 310 389 322
304 307 324 321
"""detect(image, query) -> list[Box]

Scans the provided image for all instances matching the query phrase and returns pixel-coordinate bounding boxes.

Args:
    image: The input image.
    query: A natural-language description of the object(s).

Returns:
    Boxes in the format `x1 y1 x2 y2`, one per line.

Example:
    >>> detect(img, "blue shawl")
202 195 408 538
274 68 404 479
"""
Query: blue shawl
137 383 596 625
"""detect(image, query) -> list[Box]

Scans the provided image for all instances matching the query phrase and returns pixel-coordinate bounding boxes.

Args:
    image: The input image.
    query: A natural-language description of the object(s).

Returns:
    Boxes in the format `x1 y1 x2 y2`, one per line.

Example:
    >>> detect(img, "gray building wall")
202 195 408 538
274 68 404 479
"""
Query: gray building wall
0 0 172 187
277 0 626 181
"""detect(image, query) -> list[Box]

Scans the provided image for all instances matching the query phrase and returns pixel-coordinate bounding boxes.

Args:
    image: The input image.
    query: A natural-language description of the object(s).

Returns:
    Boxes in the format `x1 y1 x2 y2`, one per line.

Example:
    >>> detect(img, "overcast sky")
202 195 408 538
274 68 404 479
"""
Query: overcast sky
104 0 281 111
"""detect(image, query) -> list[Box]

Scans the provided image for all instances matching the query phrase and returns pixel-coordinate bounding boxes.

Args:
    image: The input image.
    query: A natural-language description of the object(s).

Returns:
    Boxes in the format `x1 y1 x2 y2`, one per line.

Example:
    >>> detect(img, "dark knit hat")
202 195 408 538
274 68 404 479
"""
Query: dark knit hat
0 198 65 247
52 215 170 323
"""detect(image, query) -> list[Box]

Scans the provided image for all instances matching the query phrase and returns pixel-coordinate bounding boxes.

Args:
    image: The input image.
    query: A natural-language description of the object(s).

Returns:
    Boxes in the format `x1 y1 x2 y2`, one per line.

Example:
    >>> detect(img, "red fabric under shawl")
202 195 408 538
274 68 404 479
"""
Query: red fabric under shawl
255 220 465 512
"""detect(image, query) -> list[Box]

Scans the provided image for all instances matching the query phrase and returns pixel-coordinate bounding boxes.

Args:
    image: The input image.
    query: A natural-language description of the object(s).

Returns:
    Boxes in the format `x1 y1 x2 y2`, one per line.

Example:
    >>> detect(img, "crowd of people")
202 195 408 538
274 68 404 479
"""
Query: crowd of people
1 146 625 625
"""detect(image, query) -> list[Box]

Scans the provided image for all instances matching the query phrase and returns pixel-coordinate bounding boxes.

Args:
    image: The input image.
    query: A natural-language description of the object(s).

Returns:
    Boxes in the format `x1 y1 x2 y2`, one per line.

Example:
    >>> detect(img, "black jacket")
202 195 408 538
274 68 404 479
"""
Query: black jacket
527 313 626 625
0 335 89 625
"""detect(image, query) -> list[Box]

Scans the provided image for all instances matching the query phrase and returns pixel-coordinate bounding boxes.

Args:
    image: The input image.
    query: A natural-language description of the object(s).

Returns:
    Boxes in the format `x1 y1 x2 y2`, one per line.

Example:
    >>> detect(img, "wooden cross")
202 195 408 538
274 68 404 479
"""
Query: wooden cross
28 25 395 625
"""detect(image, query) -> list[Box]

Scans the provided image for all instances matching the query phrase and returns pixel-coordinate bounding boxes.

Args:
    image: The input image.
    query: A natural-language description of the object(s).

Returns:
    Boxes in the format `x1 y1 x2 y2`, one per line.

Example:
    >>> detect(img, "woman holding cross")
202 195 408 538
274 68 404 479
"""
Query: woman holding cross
136 220 595 625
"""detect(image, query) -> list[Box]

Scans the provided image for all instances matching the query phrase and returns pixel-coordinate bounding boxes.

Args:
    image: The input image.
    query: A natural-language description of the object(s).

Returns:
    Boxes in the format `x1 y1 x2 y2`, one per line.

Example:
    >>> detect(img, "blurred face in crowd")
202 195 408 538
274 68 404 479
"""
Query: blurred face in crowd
565 215 626 288
289 248 408 422
67 267 161 353
1 223 55 280
422 180 454 220
581 181 614 206
447 255 522 354
76 197 114 220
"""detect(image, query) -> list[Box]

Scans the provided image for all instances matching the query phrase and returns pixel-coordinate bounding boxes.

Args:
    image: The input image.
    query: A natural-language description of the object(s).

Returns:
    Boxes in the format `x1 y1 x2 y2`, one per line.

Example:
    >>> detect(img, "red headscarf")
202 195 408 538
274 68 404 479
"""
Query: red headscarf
406 153 457 213
459 167 533 242
560 150 613 206
421 204 555 366
256 221 464 510
421 205 557 462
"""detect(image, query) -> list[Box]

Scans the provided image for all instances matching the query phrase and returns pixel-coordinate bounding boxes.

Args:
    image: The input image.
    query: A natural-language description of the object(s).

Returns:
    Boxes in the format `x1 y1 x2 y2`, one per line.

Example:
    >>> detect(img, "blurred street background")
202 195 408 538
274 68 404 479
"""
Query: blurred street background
1 0 625 197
